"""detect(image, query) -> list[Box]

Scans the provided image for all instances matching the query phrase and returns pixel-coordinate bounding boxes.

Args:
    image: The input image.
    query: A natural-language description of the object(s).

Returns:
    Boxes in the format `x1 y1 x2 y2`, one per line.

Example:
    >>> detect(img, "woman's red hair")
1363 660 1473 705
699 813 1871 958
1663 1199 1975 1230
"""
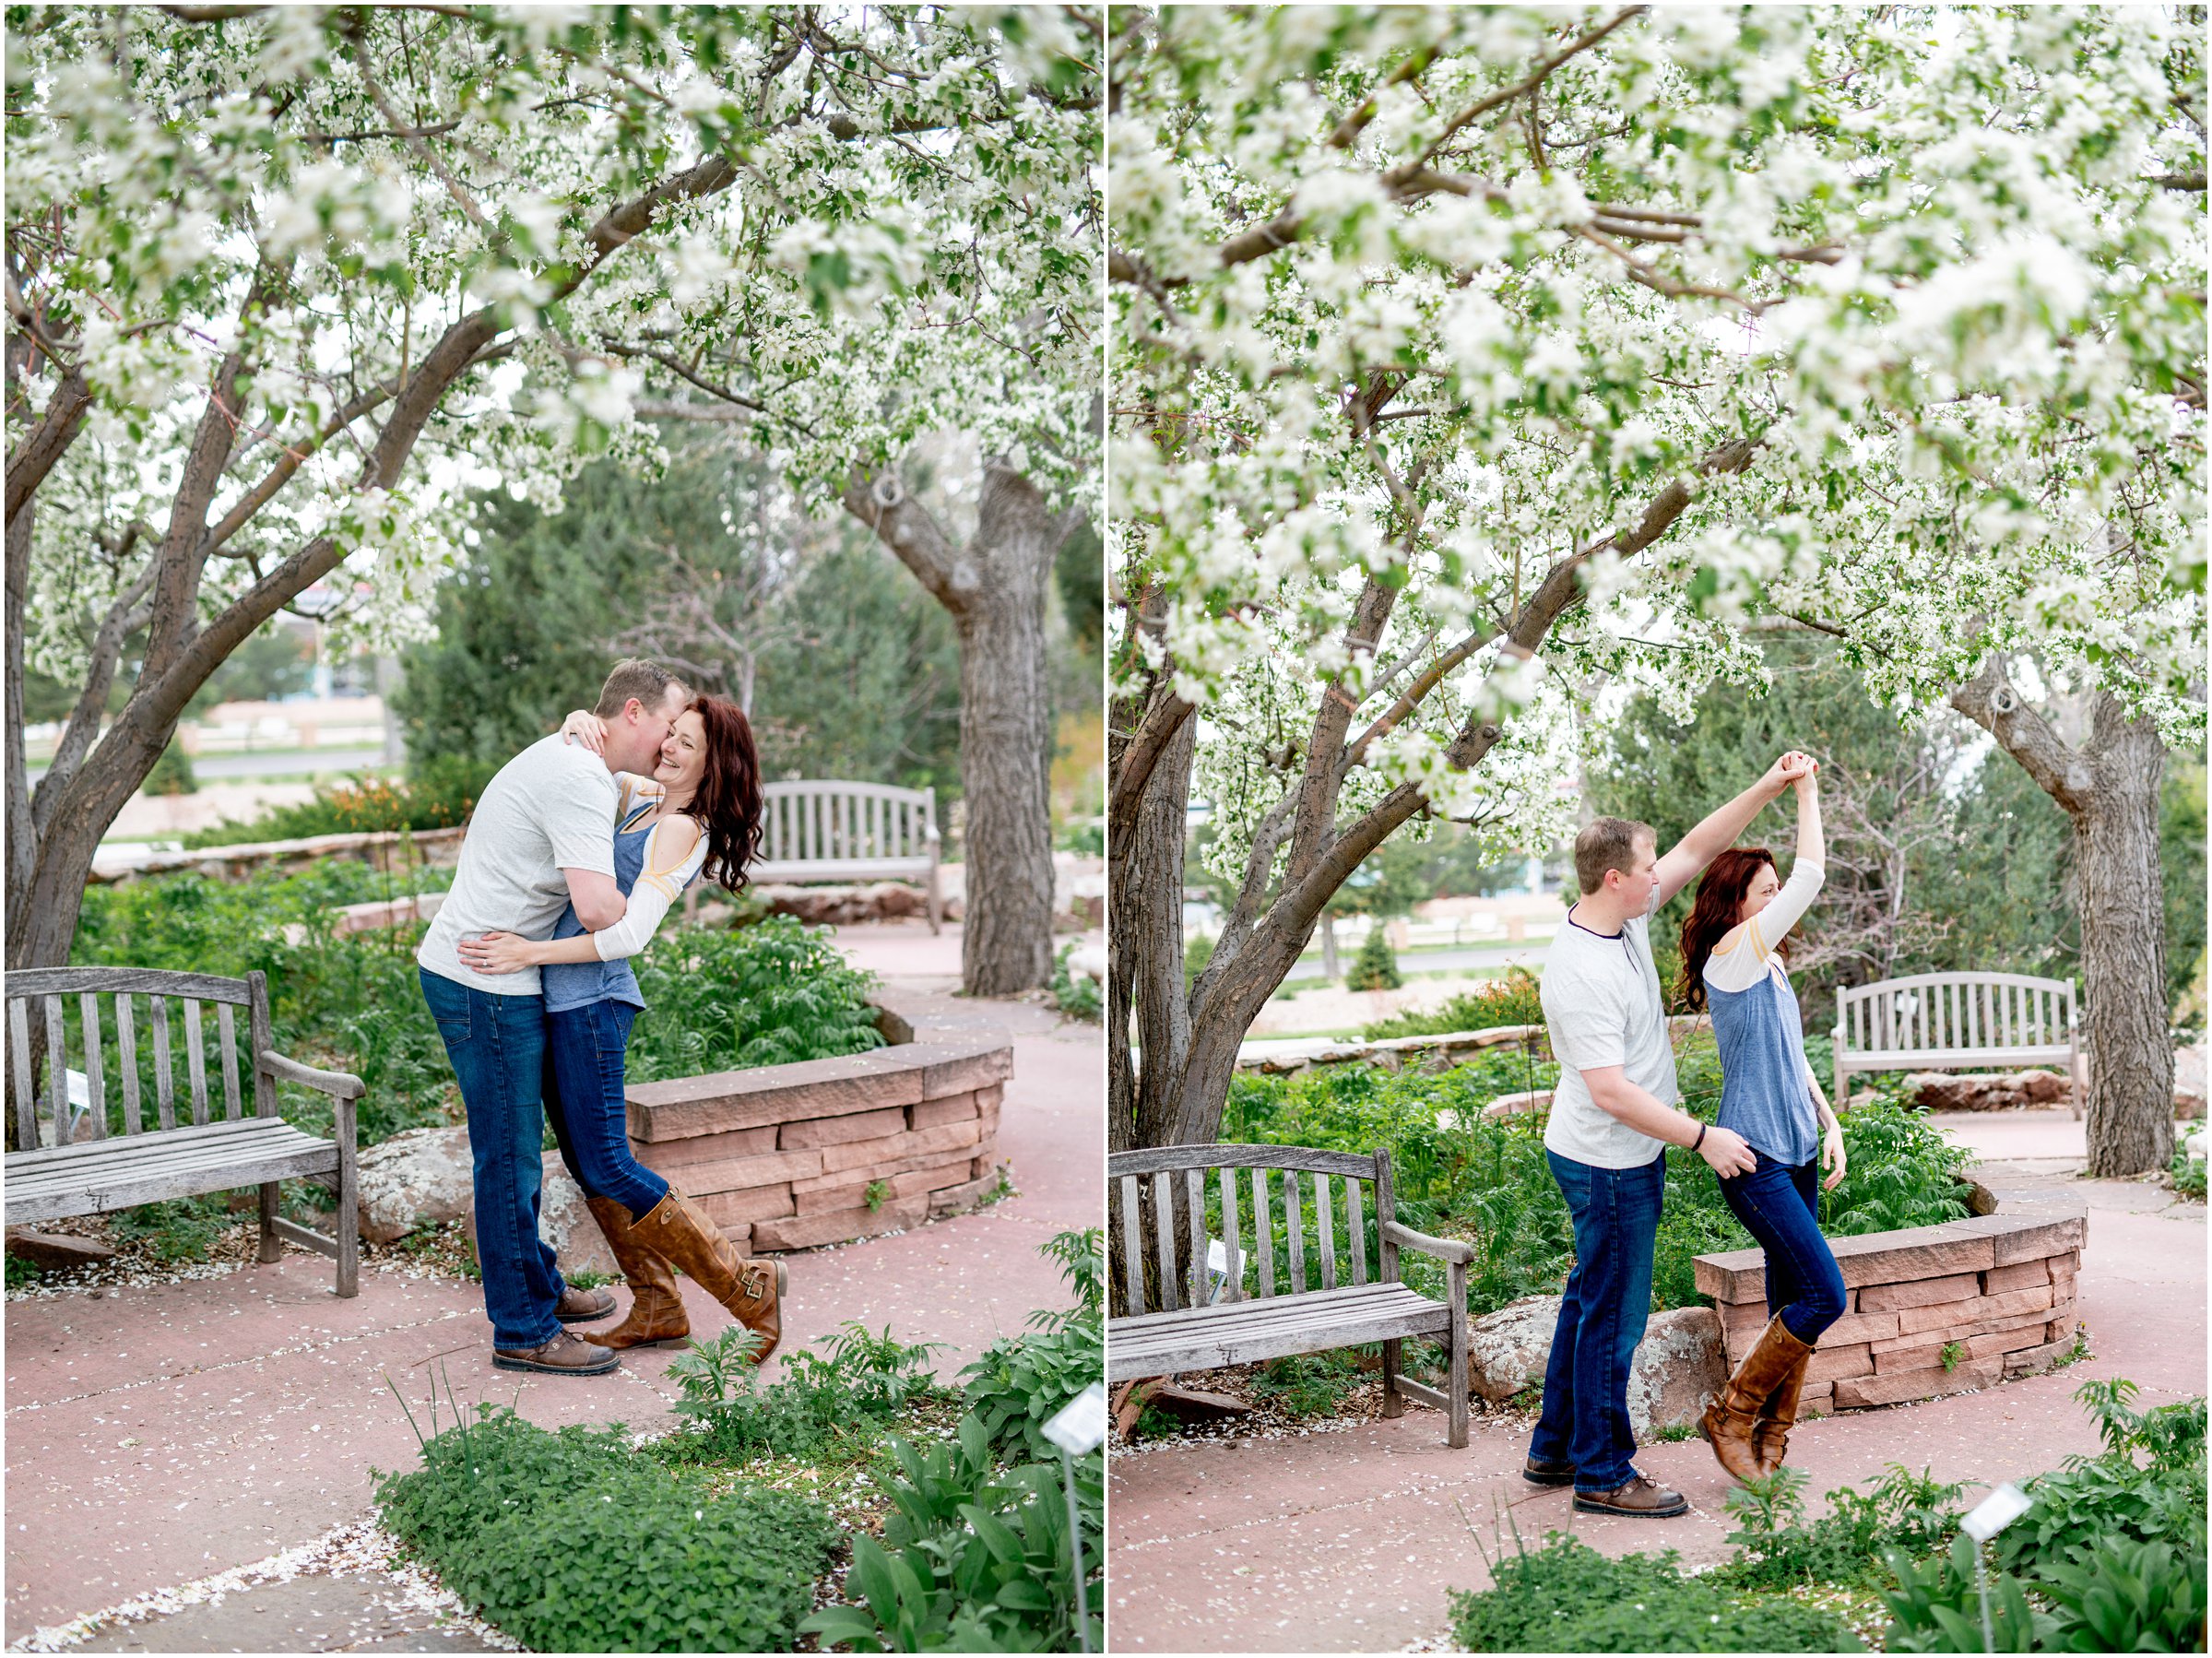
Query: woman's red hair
685 696 764 896
1674 847 1792 1013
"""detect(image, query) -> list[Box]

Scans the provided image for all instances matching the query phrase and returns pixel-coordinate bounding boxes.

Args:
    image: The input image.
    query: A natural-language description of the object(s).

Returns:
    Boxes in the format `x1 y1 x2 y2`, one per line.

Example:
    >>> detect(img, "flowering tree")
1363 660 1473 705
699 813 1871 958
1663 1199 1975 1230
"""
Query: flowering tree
6 4 1099 998
1108 6 2205 1175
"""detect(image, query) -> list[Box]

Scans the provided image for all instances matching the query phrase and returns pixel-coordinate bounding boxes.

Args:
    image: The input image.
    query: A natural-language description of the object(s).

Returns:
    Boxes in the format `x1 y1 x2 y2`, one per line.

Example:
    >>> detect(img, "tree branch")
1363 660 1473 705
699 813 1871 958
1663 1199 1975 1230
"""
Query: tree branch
841 468 966 612
5 366 92 531
1948 653 2093 815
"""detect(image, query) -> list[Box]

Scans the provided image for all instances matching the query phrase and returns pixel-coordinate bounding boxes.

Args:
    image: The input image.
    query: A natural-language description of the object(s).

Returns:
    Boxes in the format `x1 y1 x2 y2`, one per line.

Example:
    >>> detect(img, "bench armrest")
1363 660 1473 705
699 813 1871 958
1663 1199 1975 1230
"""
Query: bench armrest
258 1049 366 1102
1381 1219 1474 1267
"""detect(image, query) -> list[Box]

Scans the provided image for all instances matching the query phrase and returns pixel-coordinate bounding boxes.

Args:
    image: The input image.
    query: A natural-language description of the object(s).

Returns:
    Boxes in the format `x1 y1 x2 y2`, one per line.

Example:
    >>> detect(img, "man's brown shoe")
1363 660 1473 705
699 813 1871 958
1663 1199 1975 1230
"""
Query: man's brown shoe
583 1195 691 1350
492 1330 619 1375
554 1283 618 1323
633 1188 787 1363
1573 1474 1688 1517
1522 1455 1577 1487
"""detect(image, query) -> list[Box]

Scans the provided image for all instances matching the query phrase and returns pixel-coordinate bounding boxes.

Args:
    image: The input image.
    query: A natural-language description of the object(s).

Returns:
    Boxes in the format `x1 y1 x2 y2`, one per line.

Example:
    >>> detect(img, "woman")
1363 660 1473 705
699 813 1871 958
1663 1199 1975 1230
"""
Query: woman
456 696 787 1362
1676 755 1848 1482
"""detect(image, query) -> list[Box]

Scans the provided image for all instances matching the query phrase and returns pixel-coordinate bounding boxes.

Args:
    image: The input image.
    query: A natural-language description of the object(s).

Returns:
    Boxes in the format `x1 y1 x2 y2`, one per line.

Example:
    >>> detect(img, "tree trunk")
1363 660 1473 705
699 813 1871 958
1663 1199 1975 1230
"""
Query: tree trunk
1111 709 1194 1152
2074 699 2174 1178
847 462 1067 997
1319 911 1340 981
1952 663 2178 1178
954 468 1058 996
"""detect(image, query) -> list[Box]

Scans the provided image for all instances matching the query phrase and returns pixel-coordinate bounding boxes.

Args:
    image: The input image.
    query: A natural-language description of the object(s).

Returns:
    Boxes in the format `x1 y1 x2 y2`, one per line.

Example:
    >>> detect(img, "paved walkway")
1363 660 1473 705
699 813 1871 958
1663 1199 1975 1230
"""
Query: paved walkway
1107 1107 2206 1652
6 922 1103 1651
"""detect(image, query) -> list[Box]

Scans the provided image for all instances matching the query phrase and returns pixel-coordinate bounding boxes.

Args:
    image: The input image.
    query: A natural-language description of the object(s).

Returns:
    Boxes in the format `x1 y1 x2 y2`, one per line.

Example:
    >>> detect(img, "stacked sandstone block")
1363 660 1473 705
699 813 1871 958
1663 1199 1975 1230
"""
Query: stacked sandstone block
624 1036 1011 1253
1695 1207 2084 1414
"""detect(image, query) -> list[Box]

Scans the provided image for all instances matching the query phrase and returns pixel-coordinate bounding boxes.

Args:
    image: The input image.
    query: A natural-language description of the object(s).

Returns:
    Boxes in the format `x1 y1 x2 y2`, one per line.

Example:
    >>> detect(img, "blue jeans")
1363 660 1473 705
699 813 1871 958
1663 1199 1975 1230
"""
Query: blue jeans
419 968 565 1350
1530 1149 1664 1493
543 1000 668 1221
1718 1152 1846 1345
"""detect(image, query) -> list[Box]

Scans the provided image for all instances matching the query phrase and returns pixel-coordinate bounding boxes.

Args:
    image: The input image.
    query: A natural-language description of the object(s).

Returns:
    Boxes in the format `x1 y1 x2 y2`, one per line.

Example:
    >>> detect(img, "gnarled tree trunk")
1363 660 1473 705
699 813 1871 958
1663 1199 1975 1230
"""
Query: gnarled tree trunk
1952 662 2178 1178
848 460 1076 996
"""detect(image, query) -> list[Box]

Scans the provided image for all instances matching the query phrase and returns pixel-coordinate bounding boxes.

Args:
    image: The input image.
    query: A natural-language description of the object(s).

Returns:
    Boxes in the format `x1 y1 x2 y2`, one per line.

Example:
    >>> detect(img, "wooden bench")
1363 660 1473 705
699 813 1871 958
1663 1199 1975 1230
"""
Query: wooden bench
1835 971 2081 1120
751 780 943 933
6 968 362 1296
1107 1143 1471 1447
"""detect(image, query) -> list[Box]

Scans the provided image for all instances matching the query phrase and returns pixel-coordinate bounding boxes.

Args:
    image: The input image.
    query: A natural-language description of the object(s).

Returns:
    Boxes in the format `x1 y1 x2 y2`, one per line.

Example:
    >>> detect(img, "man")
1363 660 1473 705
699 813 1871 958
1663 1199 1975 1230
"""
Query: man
417 658 690 1375
1523 752 1813 1515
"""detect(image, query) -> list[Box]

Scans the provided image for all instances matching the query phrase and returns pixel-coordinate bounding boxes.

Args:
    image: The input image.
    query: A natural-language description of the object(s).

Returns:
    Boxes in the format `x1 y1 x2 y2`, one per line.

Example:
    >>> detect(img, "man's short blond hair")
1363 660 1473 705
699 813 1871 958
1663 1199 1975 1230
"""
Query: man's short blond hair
1574 817 1656 896
594 658 687 719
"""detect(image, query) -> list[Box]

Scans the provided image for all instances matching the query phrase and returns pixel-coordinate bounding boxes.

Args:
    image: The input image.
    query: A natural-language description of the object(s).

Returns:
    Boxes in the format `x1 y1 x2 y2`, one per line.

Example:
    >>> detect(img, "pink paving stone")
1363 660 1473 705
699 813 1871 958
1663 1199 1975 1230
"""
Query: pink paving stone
1108 1139 2205 1652
6 925 1104 1642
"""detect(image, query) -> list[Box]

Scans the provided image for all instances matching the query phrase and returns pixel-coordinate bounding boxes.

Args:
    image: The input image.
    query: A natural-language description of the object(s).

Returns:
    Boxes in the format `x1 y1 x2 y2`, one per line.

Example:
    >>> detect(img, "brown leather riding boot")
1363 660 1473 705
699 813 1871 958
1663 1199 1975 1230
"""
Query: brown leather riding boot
1752 1347 1814 1475
1700 1316 1815 1484
633 1187 786 1363
584 1196 691 1351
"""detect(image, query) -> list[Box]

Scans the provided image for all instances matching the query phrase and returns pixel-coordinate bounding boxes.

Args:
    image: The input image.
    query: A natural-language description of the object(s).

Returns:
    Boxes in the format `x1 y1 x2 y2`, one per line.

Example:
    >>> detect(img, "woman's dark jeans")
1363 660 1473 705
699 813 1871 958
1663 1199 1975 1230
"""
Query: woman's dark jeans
1530 1149 1664 1493
1718 1152 1847 1345
542 999 670 1221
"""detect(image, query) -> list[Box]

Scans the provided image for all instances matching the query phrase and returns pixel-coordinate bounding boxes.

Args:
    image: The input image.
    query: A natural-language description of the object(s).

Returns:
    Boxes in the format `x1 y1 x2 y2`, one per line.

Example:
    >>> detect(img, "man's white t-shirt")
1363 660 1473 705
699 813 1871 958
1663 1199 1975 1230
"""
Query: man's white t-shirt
1541 884 1676 1170
417 735 619 997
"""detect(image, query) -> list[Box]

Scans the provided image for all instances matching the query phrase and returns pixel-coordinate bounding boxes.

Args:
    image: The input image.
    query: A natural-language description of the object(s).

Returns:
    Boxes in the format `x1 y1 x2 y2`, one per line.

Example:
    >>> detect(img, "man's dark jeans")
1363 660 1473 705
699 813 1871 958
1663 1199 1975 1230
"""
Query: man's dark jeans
1717 1152 1846 1345
1530 1148 1664 1493
543 999 668 1221
420 967 565 1350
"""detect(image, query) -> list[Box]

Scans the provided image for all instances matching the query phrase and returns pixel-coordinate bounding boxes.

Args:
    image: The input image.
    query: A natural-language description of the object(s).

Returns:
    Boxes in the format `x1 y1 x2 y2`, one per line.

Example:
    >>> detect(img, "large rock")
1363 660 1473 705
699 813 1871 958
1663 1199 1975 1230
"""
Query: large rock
1465 1295 1726 1437
1907 1071 2074 1111
462 1152 620 1281
356 1126 474 1244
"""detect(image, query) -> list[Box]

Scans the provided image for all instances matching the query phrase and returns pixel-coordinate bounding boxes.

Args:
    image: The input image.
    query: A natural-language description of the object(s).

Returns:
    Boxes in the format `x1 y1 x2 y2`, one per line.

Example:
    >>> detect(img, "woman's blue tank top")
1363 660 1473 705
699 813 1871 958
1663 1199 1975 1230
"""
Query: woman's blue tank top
1708 968 1821 1166
542 796 663 1013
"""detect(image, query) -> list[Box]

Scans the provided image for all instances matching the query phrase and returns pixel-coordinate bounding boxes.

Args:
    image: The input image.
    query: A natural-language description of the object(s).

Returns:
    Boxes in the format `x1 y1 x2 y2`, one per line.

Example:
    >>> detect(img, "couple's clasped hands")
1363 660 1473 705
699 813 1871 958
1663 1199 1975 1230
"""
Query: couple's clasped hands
1766 750 1820 792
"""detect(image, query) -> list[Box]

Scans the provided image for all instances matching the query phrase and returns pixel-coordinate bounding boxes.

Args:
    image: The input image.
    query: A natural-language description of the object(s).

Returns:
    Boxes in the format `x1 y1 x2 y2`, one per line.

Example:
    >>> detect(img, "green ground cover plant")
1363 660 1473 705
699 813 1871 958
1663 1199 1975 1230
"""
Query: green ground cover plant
1049 943 1103 1023
657 1320 948 1468
1346 926 1402 990
376 1398 837 1652
1450 1380 2206 1653
1249 1349 1366 1419
1449 1530 1864 1652
803 1230 1106 1652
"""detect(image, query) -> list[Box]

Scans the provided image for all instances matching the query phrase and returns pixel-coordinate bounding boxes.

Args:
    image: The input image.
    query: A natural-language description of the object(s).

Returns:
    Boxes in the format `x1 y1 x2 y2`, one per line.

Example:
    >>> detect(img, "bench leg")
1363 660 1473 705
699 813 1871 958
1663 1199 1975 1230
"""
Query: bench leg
1379 1337 1403 1419
927 866 943 936
335 1133 359 1299
256 1181 283 1264
1446 1259 1469 1449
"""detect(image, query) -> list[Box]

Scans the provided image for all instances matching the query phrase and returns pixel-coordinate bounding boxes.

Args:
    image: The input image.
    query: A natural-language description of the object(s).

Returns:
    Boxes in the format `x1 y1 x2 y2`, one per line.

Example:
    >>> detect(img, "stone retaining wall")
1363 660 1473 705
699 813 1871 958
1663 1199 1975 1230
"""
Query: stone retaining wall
1695 1207 2085 1413
624 1037 1011 1253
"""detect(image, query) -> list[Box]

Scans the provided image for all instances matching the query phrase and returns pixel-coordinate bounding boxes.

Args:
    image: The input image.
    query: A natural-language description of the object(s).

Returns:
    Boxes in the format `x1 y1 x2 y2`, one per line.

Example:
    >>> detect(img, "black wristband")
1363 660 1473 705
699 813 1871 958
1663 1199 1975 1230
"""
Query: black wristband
1693 1122 1707 1152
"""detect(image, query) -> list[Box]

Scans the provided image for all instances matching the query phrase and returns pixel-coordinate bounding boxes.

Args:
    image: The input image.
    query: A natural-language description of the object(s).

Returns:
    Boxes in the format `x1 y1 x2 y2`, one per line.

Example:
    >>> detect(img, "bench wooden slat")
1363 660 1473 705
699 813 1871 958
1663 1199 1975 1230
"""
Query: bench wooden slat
1152 1169 1178 1314
1316 1172 1336 1291
183 999 209 1127
1119 1173 1144 1315
1347 1175 1367 1287
117 995 143 1134
151 996 175 1131
1110 1143 1377 1180
1110 1280 1413 1336
4 1134 330 1198
1219 1165 1243 1304
1285 1169 1307 1295
1186 1167 1206 1308
5 967 256 1005
3 1112 297 1170
1252 1167 1274 1298
44 994 67 1147
5 1138 339 1226
1107 1287 1452 1378
217 1002 242 1120
9 998 33 1150
80 993 107 1141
